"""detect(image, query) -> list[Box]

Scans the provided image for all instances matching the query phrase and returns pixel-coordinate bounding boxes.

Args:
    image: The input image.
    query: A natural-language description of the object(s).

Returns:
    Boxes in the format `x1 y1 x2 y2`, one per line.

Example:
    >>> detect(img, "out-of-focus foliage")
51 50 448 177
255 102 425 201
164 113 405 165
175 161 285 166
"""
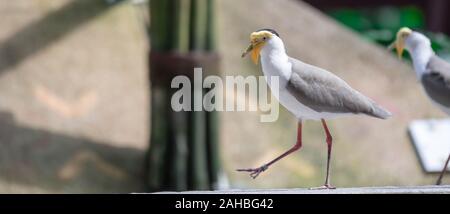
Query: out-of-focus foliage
329 6 450 61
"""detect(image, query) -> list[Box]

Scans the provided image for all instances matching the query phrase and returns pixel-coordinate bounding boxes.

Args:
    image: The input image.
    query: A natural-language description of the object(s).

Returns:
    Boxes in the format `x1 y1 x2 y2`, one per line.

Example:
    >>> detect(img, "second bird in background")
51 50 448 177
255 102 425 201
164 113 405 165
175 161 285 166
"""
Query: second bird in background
389 27 450 185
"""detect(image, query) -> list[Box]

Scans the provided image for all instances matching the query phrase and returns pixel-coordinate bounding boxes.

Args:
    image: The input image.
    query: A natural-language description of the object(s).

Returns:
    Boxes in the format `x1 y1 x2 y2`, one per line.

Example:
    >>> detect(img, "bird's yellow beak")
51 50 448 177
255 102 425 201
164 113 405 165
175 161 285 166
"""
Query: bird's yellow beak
241 31 272 65
388 27 412 59
241 43 263 65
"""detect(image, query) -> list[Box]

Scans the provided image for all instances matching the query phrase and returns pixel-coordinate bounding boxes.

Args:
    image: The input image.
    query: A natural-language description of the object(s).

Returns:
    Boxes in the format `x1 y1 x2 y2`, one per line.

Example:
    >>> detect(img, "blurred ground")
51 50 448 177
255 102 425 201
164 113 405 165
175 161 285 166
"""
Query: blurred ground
0 0 148 193
0 0 449 193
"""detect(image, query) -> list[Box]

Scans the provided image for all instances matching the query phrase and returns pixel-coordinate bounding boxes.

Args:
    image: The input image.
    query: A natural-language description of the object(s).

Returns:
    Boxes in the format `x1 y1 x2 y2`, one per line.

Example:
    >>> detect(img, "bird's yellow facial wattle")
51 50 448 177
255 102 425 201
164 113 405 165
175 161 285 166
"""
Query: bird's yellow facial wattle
241 31 273 65
389 27 412 59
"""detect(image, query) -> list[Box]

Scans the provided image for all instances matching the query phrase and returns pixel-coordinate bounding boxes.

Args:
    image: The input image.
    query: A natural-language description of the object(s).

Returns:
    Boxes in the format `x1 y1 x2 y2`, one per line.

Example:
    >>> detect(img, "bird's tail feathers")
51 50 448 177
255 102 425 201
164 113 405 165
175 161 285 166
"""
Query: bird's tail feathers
370 104 392 119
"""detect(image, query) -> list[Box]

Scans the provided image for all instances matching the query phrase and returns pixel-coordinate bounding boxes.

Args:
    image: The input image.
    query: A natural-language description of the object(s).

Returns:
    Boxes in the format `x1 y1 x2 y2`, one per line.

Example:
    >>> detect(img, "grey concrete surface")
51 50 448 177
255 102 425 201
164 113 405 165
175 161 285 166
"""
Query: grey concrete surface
157 185 450 194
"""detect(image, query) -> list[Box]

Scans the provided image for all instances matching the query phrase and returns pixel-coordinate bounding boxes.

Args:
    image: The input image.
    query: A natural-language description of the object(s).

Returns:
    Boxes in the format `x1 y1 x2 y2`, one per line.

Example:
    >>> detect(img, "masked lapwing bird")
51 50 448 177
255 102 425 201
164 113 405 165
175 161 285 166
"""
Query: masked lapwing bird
239 29 391 189
389 27 450 185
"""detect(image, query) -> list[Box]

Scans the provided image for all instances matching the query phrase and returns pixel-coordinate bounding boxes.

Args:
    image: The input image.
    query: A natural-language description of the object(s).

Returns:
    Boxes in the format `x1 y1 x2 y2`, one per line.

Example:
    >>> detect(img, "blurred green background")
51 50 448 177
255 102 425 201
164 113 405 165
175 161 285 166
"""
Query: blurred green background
328 6 450 60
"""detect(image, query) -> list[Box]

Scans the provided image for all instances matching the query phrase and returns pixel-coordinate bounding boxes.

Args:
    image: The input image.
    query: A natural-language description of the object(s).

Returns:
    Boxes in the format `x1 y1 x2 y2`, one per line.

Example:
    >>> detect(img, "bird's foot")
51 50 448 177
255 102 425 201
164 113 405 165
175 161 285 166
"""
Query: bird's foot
236 164 269 179
309 184 336 190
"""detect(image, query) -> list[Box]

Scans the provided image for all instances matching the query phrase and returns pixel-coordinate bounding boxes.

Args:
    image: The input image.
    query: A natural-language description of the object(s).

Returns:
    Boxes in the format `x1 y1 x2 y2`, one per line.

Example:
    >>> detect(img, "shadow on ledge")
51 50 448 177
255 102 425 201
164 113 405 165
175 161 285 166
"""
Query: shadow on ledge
0 111 146 193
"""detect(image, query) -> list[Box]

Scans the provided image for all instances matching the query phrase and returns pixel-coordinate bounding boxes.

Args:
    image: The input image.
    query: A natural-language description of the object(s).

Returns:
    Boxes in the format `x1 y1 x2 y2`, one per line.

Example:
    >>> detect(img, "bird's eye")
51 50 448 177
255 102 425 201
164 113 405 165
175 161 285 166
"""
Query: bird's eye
263 37 267 40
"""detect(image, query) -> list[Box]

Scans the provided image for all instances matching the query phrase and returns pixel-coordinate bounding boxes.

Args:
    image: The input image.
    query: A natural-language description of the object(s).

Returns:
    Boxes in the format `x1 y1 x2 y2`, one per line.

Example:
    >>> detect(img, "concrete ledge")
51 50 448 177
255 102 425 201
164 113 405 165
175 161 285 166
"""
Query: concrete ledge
157 185 450 194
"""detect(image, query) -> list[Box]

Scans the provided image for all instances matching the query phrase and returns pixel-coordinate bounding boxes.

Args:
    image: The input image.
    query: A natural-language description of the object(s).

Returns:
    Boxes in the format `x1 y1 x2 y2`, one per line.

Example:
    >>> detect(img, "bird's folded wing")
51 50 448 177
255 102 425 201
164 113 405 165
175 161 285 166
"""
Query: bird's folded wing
287 57 388 118
422 55 450 107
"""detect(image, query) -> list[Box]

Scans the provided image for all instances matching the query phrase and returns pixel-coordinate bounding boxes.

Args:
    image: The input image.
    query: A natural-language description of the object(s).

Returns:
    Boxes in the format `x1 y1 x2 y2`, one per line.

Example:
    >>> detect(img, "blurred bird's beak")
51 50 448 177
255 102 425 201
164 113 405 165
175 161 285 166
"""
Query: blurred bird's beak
388 39 405 59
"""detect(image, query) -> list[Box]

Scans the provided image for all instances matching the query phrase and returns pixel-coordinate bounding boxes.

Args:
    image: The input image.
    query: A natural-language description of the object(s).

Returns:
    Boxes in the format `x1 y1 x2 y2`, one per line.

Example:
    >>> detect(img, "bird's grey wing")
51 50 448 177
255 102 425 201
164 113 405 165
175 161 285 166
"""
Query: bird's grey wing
286 57 390 119
421 55 450 107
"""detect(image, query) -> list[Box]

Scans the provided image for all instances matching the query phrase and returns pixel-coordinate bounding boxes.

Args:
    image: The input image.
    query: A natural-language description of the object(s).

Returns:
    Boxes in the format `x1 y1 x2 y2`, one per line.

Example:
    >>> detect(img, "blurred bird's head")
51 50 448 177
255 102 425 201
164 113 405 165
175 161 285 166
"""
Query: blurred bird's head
389 27 412 59
241 29 280 64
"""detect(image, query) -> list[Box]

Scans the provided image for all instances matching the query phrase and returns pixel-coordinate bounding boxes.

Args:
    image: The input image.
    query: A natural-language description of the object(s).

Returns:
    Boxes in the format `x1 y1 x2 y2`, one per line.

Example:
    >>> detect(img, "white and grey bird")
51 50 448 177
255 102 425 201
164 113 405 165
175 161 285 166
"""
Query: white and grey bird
389 27 450 185
238 29 391 189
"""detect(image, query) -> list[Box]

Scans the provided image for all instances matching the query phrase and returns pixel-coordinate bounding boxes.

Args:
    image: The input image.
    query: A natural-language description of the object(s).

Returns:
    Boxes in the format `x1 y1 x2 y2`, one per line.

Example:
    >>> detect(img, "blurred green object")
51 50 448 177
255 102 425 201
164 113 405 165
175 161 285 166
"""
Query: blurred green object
327 5 450 61
329 9 372 32
399 6 425 29
373 6 401 31
147 0 221 191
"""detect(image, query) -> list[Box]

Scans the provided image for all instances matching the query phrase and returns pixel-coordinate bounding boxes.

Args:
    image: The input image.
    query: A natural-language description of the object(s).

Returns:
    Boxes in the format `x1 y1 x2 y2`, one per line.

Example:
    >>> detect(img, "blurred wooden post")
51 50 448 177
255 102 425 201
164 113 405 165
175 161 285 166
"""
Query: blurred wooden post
146 0 221 191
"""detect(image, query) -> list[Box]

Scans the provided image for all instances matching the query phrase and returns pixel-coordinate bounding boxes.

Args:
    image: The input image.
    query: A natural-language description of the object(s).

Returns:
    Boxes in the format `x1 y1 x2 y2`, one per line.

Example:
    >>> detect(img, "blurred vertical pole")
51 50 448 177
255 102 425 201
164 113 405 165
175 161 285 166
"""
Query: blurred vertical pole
147 0 170 191
147 0 222 191
168 0 190 191
190 0 207 51
187 0 209 190
204 0 220 189
205 0 216 51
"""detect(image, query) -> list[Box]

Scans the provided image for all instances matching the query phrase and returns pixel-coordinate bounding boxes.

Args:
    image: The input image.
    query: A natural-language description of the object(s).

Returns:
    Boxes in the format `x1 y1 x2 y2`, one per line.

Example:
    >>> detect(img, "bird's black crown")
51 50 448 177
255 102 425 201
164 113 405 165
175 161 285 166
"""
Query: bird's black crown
257 28 280 37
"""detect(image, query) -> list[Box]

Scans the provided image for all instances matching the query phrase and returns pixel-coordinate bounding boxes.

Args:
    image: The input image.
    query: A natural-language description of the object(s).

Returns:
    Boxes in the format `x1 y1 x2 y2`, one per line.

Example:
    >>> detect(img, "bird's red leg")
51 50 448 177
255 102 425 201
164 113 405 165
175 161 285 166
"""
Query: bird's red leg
310 119 336 190
436 153 450 185
237 121 303 179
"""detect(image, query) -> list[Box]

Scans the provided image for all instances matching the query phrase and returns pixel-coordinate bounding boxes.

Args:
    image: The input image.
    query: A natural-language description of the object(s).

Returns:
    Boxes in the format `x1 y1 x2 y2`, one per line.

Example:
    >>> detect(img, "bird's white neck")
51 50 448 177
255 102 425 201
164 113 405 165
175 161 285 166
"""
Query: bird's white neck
405 32 434 79
259 37 292 85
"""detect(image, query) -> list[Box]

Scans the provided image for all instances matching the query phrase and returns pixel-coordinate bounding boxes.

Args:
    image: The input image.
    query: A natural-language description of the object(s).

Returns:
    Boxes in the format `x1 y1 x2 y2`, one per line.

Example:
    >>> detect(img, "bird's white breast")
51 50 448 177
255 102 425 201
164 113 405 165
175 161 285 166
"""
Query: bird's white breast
259 38 349 120
405 32 434 79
